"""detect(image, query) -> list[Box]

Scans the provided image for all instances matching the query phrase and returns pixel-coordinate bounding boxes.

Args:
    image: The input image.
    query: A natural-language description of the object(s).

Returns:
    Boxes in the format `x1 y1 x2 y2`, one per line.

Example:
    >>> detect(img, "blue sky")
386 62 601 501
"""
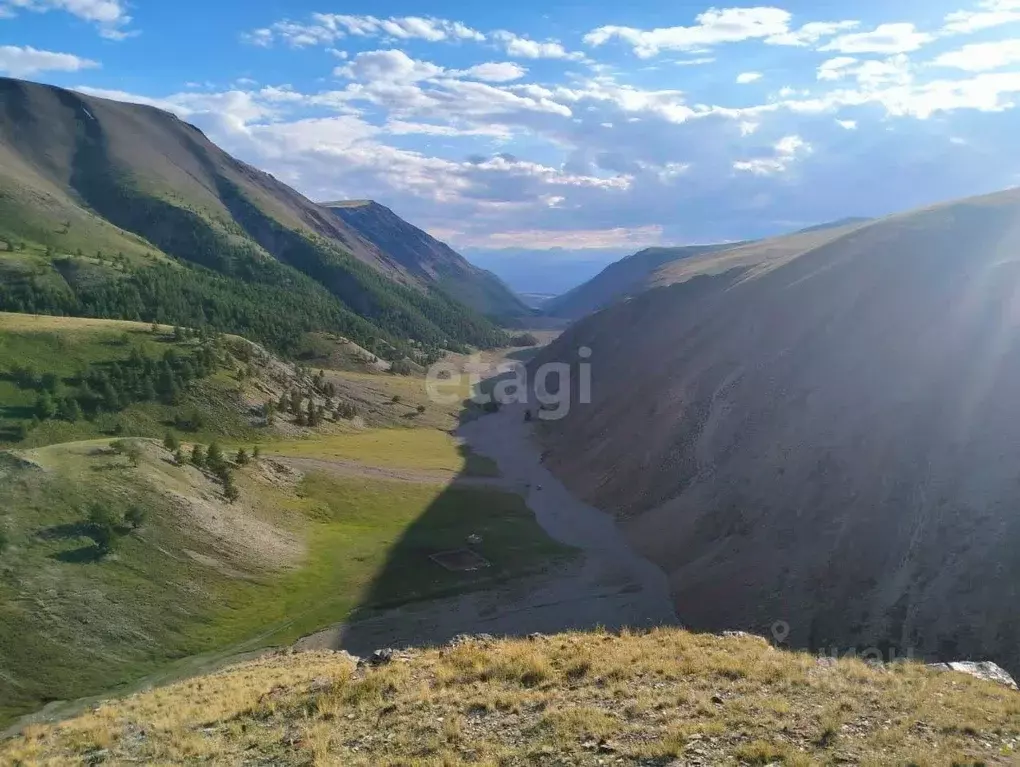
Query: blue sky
3 0 1020 255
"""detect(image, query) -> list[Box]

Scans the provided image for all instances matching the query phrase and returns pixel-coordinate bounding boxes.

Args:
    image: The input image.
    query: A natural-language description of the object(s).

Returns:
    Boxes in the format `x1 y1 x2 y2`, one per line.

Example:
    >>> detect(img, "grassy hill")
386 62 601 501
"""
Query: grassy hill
0 313 571 725
0 77 505 360
530 186 1020 679
324 200 532 321
3 629 1017 764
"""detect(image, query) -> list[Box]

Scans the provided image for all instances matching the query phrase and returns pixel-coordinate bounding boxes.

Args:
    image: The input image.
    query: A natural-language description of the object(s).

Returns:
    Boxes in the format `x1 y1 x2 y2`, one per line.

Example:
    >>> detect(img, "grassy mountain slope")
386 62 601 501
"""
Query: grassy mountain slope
543 243 735 320
325 200 532 320
0 313 568 725
0 77 504 359
4 630 1018 764
531 186 1020 675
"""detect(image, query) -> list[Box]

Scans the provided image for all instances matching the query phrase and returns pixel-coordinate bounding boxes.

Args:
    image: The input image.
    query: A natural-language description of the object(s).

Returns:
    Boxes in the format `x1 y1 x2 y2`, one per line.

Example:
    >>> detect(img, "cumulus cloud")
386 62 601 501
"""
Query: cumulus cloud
764 20 860 46
492 30 584 60
942 0 1020 34
244 13 484 47
584 7 792 57
0 0 133 38
584 9 858 57
0 45 99 76
817 54 913 87
736 71 763 83
455 61 527 82
336 49 444 83
933 39 1020 71
820 23 934 54
733 134 811 174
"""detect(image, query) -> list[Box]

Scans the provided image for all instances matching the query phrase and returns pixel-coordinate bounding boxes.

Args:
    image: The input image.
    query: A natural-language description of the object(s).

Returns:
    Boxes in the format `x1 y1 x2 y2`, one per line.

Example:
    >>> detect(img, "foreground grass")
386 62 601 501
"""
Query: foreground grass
4 629 1017 765
0 439 567 726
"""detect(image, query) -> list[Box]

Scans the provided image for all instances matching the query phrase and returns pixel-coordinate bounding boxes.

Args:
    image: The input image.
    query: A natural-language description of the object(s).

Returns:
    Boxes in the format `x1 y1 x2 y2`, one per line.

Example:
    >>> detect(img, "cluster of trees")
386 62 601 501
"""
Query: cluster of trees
85 501 146 556
164 433 260 504
274 386 358 427
9 345 220 427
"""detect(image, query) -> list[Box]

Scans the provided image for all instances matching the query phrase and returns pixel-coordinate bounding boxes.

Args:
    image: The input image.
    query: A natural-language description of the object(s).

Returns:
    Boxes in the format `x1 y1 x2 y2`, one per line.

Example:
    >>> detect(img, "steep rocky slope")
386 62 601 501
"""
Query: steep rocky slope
531 186 1020 674
325 200 531 319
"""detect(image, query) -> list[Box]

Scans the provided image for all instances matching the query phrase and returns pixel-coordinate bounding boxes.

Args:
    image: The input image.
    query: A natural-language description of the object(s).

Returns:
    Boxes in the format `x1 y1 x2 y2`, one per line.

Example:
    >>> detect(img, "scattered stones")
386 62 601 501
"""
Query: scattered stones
527 632 545 642
368 649 394 666
711 694 725 705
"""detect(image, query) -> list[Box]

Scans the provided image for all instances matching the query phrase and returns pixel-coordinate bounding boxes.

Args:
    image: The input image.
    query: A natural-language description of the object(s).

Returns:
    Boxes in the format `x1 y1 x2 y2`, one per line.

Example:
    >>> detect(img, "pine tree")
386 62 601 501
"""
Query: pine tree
191 444 206 468
235 447 249 466
163 431 180 451
252 445 261 460
207 442 225 471
35 392 57 420
59 397 82 422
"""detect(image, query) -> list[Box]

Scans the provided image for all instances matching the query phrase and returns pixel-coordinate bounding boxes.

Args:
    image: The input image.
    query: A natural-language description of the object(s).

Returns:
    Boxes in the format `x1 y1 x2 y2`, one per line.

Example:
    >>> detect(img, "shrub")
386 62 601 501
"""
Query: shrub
252 445 261 460
235 448 249 466
111 439 142 467
124 506 147 530
416 404 426 414
391 395 402 404
191 444 206 468
163 431 180 451
0 529 8 554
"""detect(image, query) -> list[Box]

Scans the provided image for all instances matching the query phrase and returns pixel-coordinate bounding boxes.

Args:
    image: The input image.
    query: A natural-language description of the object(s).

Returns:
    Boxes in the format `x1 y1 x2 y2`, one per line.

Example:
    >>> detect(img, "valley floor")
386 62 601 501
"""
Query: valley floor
296 397 678 655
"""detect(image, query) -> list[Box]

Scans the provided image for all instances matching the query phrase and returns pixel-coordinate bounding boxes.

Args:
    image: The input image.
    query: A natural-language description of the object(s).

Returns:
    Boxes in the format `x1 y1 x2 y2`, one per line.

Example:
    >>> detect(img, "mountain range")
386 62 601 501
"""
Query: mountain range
0 77 518 359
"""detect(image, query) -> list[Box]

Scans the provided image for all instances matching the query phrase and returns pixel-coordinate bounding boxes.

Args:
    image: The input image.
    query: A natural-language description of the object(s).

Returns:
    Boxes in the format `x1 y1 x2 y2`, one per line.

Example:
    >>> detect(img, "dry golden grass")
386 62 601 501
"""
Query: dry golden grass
4 628 1017 765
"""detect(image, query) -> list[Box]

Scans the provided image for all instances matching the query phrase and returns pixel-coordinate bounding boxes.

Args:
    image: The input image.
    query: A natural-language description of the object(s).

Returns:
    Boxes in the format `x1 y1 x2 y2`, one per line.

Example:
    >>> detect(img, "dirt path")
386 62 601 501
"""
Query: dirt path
296 401 677 654
271 455 513 488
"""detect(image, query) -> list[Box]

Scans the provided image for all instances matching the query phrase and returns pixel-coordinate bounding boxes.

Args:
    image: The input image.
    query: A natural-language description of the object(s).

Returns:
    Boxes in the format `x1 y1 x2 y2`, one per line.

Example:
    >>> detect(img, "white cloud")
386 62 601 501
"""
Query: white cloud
820 23 934 54
836 119 858 129
817 54 913 87
736 71 763 84
584 7 793 57
245 13 485 48
734 134 811 174
336 49 444 83
942 0 1020 34
492 30 583 60
0 45 99 76
933 39 1020 71
764 20 860 46
455 61 527 82
1 0 133 38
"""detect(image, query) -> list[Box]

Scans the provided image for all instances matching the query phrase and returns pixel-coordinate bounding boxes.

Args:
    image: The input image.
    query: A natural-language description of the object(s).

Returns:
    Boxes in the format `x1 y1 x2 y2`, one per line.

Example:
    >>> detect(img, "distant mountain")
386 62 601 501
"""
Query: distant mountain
531 186 1020 674
463 248 625 297
543 243 737 320
0 77 504 358
324 201 531 320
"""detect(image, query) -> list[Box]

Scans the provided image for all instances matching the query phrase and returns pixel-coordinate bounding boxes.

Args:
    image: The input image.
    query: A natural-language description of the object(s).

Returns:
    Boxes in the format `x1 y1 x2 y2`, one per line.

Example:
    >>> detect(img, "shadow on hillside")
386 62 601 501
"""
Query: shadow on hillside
293 384 600 657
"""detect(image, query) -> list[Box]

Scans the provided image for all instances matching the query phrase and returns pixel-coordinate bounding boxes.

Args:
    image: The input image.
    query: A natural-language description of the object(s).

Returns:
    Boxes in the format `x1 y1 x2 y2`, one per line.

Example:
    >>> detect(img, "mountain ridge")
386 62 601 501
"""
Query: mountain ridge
323 199 532 320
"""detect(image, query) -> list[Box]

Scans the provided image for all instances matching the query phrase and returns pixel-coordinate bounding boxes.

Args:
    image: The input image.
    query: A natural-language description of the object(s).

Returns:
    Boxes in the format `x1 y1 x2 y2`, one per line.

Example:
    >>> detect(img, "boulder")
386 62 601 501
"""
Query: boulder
928 661 1018 690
